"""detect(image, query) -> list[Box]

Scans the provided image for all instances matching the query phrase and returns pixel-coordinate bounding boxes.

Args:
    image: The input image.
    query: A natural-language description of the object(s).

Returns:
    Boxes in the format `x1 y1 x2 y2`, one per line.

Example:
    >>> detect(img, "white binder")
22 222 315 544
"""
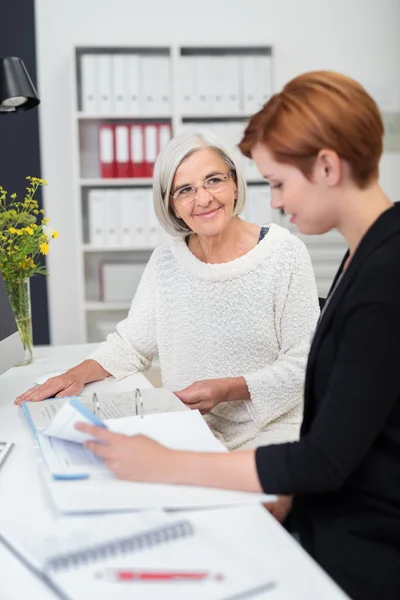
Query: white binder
111 54 129 114
196 56 211 115
132 188 150 248
120 188 135 246
139 56 157 115
104 190 121 247
80 54 98 113
153 56 171 115
88 190 107 246
180 56 197 116
241 56 259 115
126 54 140 115
255 55 272 108
246 185 272 226
223 56 241 115
96 54 113 114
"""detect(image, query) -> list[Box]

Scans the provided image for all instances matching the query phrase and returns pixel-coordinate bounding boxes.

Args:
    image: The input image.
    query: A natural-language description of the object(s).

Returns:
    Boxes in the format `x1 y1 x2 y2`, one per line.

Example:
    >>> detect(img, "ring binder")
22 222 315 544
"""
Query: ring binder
92 389 144 418
135 388 144 418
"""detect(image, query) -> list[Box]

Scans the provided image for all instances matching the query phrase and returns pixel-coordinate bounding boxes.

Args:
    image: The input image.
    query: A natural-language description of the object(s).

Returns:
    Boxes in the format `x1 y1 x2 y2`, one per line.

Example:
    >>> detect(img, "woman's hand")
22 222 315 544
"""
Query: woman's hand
14 360 109 405
264 495 293 523
76 422 174 482
174 377 249 415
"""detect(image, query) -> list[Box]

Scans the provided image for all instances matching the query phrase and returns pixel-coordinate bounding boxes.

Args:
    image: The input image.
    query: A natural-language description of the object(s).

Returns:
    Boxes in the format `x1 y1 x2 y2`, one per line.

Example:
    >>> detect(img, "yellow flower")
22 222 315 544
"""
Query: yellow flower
42 217 50 224
39 242 49 255
24 226 34 235
8 227 17 234
52 230 59 238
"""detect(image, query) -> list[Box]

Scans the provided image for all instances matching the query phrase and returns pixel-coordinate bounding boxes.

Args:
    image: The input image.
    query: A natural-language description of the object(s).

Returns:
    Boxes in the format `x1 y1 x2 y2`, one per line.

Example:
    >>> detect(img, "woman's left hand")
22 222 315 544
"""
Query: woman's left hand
76 423 173 482
174 378 230 414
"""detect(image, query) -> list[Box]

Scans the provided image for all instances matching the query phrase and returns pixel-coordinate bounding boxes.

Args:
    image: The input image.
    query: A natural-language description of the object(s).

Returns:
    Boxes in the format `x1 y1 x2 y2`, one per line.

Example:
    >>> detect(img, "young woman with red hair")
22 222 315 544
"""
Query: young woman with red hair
78 72 400 600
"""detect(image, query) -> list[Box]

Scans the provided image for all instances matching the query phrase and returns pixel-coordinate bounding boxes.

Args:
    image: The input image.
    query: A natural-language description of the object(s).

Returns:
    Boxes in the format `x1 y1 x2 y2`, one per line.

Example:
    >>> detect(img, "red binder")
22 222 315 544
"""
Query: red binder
130 124 146 178
114 124 130 178
143 124 158 178
158 122 172 153
99 124 115 178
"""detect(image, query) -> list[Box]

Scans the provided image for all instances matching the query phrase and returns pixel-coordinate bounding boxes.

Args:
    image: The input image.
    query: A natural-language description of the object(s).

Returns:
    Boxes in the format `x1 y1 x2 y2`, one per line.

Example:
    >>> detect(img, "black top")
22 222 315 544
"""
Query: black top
256 204 400 599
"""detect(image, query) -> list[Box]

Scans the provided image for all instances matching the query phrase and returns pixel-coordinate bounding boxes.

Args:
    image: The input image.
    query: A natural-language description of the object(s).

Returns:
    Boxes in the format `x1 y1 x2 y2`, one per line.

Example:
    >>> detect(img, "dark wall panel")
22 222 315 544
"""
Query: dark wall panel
0 0 50 344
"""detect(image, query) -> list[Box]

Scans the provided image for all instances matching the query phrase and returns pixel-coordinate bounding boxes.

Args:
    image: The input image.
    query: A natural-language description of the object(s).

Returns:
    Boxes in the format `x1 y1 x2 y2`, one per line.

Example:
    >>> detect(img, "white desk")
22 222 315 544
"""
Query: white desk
0 345 349 600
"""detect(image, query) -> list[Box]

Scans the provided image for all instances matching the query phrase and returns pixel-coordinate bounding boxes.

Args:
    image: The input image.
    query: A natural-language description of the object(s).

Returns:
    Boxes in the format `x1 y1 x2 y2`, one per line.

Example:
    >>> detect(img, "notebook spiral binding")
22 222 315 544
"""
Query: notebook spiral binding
45 520 194 574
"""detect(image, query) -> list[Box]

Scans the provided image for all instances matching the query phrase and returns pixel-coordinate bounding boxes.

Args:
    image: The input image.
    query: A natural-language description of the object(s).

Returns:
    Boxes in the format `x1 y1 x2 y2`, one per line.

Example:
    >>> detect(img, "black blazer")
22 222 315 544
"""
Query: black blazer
256 204 400 600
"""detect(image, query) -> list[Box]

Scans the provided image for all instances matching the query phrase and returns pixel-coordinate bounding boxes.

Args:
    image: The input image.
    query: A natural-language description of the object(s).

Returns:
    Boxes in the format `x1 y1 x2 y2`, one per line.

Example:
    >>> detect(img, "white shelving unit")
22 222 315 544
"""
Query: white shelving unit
73 44 274 342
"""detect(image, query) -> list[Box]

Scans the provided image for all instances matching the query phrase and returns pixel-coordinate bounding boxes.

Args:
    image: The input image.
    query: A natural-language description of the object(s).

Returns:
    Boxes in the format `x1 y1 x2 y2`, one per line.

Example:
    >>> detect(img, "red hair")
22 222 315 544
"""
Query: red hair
239 71 383 188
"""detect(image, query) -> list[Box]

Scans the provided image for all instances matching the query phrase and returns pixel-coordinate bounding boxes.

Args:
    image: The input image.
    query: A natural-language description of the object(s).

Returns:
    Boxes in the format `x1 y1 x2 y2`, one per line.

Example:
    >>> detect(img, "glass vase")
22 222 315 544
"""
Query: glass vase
5 278 34 366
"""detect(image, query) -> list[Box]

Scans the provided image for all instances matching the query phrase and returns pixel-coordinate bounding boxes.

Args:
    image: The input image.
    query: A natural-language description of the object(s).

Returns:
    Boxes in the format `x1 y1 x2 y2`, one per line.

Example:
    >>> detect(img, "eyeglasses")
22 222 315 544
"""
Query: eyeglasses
170 171 233 203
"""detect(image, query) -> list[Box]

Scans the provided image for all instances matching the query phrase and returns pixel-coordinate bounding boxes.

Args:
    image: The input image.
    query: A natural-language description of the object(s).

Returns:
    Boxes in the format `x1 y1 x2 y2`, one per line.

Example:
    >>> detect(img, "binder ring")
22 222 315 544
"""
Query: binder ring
92 392 100 416
135 388 143 419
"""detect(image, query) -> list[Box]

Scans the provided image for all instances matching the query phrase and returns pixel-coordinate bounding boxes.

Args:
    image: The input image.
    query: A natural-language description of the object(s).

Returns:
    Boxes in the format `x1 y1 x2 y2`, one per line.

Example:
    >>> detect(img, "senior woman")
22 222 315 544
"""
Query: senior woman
16 131 319 451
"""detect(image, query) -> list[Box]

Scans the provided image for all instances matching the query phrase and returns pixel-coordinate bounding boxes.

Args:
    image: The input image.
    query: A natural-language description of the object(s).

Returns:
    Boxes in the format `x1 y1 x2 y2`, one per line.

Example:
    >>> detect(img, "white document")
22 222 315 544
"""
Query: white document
111 54 129 114
80 54 98 113
97 54 113 114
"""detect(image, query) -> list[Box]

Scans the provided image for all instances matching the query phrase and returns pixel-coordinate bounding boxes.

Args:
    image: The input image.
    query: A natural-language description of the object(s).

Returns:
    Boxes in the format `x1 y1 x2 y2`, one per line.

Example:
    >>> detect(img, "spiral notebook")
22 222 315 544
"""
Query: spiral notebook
0 511 274 600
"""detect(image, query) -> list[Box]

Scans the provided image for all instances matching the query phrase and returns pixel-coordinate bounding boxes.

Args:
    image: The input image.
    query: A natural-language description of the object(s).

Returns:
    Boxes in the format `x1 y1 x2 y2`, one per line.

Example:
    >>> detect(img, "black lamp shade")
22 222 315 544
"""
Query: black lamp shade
0 57 40 113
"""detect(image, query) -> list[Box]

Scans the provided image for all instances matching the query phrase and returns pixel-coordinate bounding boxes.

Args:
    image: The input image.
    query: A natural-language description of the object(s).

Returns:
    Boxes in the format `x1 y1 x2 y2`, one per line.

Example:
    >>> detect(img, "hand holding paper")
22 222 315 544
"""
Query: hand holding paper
41 397 107 444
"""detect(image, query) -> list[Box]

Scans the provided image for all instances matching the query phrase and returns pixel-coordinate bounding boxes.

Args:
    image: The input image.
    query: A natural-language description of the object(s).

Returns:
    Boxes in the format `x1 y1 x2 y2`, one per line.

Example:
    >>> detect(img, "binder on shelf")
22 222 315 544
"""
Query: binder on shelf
247 185 272 226
88 190 107 246
104 190 121 246
153 56 171 115
224 56 241 115
180 56 197 116
158 122 172 152
130 124 146 177
126 54 140 115
132 188 151 247
115 124 130 178
100 263 145 302
99 124 115 178
112 54 129 114
139 56 156 115
120 189 135 246
80 54 98 113
196 56 211 114
143 123 158 177
241 56 259 115
210 56 226 115
97 54 113 114
255 55 272 107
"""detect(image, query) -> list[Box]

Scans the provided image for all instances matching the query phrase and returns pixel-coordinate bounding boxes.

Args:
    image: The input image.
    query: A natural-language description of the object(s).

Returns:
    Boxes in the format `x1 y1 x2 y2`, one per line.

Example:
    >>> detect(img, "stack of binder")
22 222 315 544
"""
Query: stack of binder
87 188 167 248
98 122 172 179
80 53 171 116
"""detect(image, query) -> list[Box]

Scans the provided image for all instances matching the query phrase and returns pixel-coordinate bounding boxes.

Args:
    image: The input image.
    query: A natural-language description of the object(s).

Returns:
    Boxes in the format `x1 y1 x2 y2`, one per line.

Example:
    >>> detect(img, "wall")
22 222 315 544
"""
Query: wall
34 0 400 344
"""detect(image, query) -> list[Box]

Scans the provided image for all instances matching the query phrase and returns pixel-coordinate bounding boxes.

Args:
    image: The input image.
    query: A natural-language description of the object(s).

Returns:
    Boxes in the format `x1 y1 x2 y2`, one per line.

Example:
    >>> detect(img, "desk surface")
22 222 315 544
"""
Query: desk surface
0 345 348 600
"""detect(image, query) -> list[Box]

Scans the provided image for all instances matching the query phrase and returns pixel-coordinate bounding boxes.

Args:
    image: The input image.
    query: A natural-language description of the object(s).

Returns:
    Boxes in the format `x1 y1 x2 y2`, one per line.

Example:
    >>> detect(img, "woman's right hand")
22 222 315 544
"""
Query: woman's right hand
14 370 86 405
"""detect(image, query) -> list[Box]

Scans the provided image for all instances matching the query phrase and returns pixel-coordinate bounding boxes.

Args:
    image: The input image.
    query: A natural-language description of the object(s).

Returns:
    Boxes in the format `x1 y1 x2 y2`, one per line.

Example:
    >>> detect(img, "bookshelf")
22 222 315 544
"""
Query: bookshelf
73 44 274 342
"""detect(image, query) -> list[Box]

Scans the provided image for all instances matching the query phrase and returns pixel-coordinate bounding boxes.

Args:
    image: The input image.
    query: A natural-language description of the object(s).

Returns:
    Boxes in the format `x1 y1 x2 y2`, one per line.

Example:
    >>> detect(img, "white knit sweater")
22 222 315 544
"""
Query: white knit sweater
88 224 320 450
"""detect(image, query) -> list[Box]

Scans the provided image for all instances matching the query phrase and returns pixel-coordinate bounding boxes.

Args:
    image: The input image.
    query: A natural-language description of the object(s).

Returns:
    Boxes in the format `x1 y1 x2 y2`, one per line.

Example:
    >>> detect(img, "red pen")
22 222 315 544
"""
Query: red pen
95 569 225 583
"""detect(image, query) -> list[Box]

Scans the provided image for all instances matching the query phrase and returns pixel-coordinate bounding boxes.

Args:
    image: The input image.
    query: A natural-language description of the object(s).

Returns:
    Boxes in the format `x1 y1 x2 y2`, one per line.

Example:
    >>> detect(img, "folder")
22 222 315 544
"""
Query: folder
96 54 113 114
180 56 197 116
120 188 135 246
88 190 107 246
223 56 241 115
104 189 121 246
80 54 98 113
126 54 140 115
255 55 272 108
143 123 158 178
99 124 115 178
158 122 172 152
114 124 130 178
210 56 226 115
111 54 129 114
139 56 156 115
241 56 259 115
130 124 146 177
153 56 171 115
196 56 212 114
132 188 151 247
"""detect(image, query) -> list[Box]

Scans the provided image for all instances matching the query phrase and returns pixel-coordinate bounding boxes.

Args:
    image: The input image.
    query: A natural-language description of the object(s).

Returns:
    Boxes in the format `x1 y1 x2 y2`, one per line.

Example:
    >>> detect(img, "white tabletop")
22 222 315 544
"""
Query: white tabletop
0 344 348 600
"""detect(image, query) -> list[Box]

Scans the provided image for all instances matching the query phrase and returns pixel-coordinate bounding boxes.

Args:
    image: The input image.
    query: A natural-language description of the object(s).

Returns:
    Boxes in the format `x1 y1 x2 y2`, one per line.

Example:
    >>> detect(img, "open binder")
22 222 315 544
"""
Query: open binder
0 511 274 600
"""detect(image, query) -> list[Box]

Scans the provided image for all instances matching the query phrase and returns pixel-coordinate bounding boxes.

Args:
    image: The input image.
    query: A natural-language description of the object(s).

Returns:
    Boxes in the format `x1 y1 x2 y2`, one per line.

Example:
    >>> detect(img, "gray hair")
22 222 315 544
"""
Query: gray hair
153 130 247 237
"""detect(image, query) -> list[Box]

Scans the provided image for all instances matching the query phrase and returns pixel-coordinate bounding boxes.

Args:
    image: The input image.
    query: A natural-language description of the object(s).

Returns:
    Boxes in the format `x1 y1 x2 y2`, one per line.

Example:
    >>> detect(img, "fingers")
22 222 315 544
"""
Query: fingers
15 380 59 404
76 422 117 443
84 440 114 459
